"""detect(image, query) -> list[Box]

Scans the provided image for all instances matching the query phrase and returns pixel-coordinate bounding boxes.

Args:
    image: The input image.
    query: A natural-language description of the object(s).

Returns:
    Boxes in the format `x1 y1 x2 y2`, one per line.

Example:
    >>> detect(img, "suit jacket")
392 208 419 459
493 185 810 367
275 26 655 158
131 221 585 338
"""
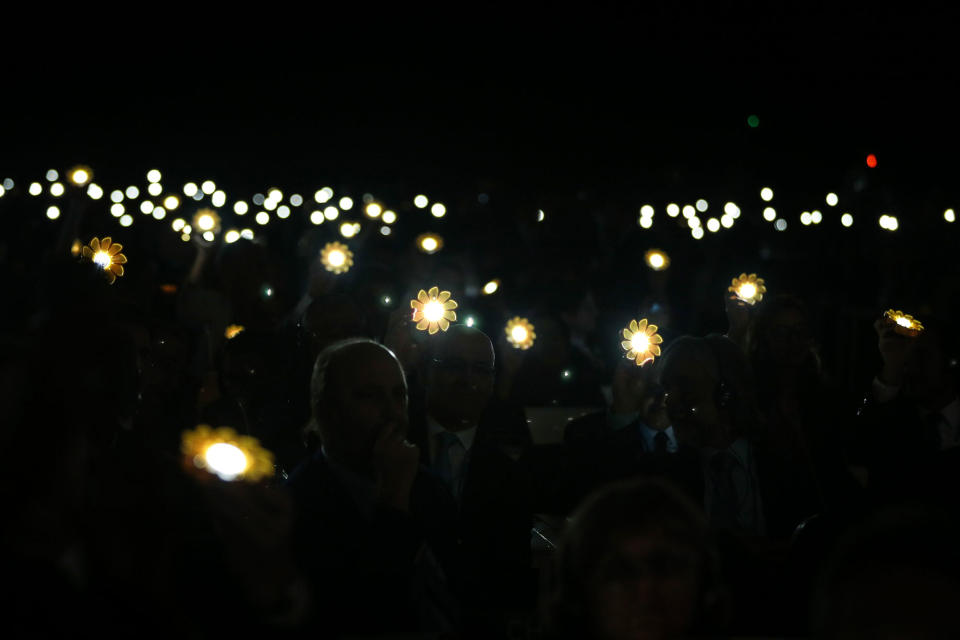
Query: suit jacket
285 451 460 637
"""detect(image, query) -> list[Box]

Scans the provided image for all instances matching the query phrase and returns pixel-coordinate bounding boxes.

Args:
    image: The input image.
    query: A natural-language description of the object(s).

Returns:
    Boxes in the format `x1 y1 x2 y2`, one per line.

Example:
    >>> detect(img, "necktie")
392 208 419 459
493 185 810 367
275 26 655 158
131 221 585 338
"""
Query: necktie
653 431 670 454
433 431 462 495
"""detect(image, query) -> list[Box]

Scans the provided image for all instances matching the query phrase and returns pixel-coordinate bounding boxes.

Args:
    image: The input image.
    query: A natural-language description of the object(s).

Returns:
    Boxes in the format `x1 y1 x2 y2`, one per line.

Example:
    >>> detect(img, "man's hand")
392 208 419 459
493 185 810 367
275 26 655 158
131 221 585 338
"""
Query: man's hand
372 423 420 513
875 317 916 386
383 307 420 372
724 293 753 350
611 358 648 415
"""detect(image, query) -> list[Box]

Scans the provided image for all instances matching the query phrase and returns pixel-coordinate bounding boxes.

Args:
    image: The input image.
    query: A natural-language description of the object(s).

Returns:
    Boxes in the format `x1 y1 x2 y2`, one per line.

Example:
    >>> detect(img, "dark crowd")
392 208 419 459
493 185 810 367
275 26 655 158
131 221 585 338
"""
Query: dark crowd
2 186 959 640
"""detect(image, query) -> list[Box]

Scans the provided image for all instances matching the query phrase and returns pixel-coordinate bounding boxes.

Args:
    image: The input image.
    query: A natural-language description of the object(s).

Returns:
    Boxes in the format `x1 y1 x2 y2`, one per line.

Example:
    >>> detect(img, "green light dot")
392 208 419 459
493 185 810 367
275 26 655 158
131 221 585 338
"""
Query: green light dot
747 114 760 128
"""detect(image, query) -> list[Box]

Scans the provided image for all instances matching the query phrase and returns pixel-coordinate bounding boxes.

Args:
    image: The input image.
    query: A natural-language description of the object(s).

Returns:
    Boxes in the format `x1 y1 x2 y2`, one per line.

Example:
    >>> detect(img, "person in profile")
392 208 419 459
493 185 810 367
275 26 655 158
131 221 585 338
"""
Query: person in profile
543 477 728 640
285 338 459 637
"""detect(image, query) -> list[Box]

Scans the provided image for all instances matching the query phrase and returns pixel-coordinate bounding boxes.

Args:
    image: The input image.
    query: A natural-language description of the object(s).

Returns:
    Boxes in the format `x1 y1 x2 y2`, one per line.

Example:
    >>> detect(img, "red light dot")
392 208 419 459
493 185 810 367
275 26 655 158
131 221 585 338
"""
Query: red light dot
866 153 878 168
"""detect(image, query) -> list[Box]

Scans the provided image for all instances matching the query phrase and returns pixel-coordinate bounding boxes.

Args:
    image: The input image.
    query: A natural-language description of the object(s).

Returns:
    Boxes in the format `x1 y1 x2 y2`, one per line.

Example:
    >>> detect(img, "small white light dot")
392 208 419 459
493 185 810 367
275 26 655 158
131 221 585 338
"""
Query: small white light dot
537 209 545 222
201 180 216 195
380 226 392 236
252 193 265 205
290 194 303 206
119 214 134 227
640 205 654 218
140 200 154 214
233 201 248 215
181 233 191 242
639 216 653 229
267 188 282 202
826 193 838 206
720 214 734 228
339 196 354 210
152 207 166 220
340 222 359 238
255 211 270 225
315 187 333 203
706 217 720 232
841 213 854 227
29 182 42 196
183 224 192 234
0 185 5 197
414 195 429 208
183 182 198 197
111 203 125 217
430 202 446 217
241 229 254 240
763 207 777 221
146 183 162 196
811 210 823 224
172 218 186 231
46 205 60 219
691 226 705 239
682 205 695 218
2 179 12 190
760 187 774 202
801 212 812 225
224 230 240 243
212 190 226 207
263 198 277 211
277 205 290 219
687 216 701 229
125 186 139 199
50 182 65 197
666 203 680 217
202 231 215 242
695 199 708 212
324 206 339 220
365 203 383 218
310 211 324 225
775 218 788 231
723 202 739 217
45 169 58 182
147 169 162 183
111 190 124 203
382 210 397 224
87 184 104 200
945 209 956 223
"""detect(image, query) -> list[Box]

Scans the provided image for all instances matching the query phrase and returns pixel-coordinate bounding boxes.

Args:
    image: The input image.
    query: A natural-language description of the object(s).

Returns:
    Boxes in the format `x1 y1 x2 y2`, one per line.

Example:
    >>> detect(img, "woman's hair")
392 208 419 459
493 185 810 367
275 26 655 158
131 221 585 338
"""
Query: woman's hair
544 477 725 638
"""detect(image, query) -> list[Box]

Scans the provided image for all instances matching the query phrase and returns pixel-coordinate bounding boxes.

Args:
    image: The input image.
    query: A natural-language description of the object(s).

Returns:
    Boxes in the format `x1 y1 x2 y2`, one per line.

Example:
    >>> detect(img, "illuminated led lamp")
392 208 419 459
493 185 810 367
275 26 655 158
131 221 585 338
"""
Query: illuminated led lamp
644 249 670 271
945 209 956 223
410 286 458 334
620 318 663 366
181 424 274 482
883 309 924 337
192 208 221 234
728 273 766 306
320 241 354 274
482 279 500 295
80 237 127 284
68 165 93 186
866 153 878 168
224 324 245 339
416 232 443 254
505 317 536 350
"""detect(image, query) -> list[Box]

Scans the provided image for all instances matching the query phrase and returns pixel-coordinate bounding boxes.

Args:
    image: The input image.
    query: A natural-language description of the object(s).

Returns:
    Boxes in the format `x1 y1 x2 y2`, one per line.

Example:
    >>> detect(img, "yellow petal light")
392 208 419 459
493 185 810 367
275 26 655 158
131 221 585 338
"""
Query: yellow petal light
728 273 766 306
80 236 127 284
320 241 354 274
181 424 275 482
224 324 246 340
410 286 458 334
620 318 663 366
883 309 924 337
644 249 670 271
505 317 536 350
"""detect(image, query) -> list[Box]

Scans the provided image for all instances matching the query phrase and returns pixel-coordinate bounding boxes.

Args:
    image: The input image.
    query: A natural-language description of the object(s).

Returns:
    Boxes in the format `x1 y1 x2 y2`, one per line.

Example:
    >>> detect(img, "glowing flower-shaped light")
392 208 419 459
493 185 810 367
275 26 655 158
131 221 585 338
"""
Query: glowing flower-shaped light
320 241 354 274
505 317 536 350
80 237 127 284
224 324 246 340
644 249 670 271
728 273 766 306
411 286 458 334
883 309 924 337
68 165 93 186
181 425 274 482
192 208 221 235
621 318 663 366
417 232 444 255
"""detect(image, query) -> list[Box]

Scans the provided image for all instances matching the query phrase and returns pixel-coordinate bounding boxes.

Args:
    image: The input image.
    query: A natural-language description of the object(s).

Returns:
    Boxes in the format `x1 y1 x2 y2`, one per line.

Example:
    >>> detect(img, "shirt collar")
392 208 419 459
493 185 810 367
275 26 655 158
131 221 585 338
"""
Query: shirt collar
320 446 379 518
427 415 478 451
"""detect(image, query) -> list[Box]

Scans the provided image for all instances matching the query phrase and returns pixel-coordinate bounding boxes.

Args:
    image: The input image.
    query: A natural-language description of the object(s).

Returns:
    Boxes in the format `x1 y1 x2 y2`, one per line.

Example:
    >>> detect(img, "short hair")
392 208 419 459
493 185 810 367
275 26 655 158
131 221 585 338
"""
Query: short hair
308 338 400 426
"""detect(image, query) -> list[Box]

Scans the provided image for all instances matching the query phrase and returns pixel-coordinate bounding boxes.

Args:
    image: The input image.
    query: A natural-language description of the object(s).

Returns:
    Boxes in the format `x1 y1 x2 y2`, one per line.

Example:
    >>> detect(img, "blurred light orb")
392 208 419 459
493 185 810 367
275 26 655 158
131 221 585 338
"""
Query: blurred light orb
414 195 429 208
46 205 60 219
640 205 654 217
126 186 139 199
111 203 125 217
691 226 704 239
224 230 240 243
639 216 653 229
197 213 216 231
147 169 161 183
50 182 65 197
645 249 669 271
267 188 283 202
201 180 216 195
430 203 446 218
0 185 5 197
183 182 199 197
421 237 438 252
181 233 191 242
119 214 134 227
140 201 154 214
252 193 265 205
720 214 734 228
723 202 739 216
111 189 124 203
147 183 163 196
340 222 359 238
800 212 812 226
310 211 324 225
45 169 58 181
339 197 354 210
380 226 392 236
945 209 956 223
707 218 721 232
682 205 695 218
290 194 303 206
760 187 774 202
695 199 708 212
241 229 254 240
277 205 291 219
183 225 192 234
212 190 227 207
233 201 247 215
763 207 777 221
172 218 186 231
775 219 787 231
315 187 333 203
255 211 270 225
324 206 339 220
152 207 166 220
70 167 92 185
811 210 823 224
666 203 680 217
29 182 42 196
365 203 383 218
466 316 476 328
537 209 545 222
202 231 215 242
482 279 499 295
204 442 248 481
687 217 700 229
826 193 839 206
2 179 12 190
841 213 854 227
382 210 397 224
264 199 277 211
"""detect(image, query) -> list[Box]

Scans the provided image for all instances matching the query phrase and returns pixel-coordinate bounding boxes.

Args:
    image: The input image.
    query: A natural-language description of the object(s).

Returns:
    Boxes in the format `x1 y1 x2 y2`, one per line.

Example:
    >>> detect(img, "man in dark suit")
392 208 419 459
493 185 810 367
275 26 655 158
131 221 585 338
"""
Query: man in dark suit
408 325 536 637
286 338 459 637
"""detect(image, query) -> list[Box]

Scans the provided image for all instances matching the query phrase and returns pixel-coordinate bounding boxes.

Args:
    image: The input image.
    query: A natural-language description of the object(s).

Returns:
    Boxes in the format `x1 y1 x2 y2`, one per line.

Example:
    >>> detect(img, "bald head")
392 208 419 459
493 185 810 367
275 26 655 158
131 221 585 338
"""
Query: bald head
426 326 496 430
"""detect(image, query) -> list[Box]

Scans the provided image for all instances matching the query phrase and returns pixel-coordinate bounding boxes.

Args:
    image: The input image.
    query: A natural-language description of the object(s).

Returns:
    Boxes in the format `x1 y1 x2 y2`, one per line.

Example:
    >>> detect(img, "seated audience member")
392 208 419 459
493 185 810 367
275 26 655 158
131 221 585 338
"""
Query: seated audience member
285 339 459 637
544 477 728 640
811 505 960 639
746 295 861 537
409 325 536 636
563 358 680 511
849 314 960 507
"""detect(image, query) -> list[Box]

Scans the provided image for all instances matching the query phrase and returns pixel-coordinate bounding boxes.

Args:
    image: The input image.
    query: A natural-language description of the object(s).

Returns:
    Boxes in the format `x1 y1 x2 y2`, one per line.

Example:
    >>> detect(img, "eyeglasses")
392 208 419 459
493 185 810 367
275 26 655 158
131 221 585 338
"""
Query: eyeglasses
430 358 495 377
